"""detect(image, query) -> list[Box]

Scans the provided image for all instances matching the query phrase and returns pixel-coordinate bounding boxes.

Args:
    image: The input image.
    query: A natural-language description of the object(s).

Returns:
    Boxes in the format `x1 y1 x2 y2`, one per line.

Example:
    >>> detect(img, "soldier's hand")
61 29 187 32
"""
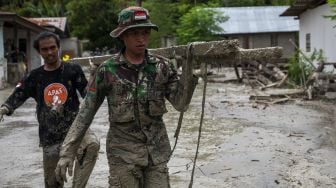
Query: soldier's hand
55 157 74 183
0 106 9 122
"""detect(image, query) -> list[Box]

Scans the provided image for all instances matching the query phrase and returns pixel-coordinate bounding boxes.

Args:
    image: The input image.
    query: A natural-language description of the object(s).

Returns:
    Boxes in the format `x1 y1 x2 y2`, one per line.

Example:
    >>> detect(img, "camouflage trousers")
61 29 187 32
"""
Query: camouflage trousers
43 129 100 188
107 155 170 188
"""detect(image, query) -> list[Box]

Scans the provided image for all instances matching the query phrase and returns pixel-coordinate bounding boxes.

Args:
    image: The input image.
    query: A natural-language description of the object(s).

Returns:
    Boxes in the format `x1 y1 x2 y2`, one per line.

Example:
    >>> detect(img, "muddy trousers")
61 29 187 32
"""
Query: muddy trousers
43 129 100 188
107 156 170 188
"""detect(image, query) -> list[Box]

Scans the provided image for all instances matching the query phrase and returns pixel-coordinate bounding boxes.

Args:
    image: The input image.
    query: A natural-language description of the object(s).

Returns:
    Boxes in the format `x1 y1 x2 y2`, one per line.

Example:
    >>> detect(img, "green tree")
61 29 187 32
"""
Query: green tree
0 0 25 10
0 0 68 17
18 0 64 17
66 0 134 50
143 0 180 48
220 0 292 6
288 49 324 86
326 0 336 20
176 5 228 44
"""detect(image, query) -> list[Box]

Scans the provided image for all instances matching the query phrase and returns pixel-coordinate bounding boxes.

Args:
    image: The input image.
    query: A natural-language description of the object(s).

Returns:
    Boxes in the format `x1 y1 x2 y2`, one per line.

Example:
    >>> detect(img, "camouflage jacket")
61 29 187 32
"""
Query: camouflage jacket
1 62 88 146
61 50 198 166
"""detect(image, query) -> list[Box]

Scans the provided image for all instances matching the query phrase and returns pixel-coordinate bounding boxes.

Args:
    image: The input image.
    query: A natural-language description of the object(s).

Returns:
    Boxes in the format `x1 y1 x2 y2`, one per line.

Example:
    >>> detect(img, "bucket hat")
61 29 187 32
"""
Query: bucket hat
110 6 158 38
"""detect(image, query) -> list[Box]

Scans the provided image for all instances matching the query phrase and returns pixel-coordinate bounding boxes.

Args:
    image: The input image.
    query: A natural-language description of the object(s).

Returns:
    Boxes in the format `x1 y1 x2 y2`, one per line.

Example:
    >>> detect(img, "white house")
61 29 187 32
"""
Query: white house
281 0 336 66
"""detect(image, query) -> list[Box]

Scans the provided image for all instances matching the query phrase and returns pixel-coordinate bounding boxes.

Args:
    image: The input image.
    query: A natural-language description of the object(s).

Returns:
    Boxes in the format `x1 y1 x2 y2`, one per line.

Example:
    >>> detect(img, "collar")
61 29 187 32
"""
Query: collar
115 48 154 70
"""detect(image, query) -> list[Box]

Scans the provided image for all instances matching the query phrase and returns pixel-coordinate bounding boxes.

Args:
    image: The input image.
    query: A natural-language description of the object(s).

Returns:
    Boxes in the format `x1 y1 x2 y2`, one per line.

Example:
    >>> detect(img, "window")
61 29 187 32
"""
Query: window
306 33 311 52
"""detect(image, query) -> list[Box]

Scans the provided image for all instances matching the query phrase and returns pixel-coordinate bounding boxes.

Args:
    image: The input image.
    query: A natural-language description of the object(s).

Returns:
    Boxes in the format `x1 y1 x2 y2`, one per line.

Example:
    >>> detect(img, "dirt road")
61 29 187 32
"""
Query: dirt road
1 69 336 187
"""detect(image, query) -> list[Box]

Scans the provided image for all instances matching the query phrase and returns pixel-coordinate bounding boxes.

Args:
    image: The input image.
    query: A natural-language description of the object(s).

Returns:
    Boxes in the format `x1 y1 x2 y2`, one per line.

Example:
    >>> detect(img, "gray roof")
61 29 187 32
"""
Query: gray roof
213 6 299 35
280 0 326 16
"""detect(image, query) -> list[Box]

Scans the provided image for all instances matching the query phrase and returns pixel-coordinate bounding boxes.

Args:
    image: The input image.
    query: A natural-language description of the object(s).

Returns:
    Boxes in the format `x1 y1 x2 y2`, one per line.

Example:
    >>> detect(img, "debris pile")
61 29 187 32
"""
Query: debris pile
238 47 288 89
306 62 336 99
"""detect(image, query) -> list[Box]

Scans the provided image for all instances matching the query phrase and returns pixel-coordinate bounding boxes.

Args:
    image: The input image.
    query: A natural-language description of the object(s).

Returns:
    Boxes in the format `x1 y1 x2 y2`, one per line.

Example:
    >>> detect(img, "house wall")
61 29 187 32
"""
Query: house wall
0 21 6 89
226 32 296 58
277 32 297 58
250 34 270 48
300 4 336 64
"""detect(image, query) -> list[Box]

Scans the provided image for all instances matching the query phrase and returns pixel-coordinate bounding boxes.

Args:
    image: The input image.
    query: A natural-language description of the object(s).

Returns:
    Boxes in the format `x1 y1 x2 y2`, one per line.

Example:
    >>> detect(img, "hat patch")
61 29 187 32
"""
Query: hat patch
134 11 147 20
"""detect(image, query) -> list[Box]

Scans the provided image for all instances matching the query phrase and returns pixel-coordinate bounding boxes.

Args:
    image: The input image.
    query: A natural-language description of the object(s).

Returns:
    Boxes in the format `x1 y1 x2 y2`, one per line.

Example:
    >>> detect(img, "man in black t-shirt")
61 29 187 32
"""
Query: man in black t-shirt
0 31 99 188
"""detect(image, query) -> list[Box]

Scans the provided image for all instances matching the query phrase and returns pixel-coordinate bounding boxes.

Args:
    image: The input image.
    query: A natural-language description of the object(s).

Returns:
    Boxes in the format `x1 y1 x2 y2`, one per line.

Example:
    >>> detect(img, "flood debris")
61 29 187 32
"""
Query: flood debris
239 47 287 88
306 61 336 99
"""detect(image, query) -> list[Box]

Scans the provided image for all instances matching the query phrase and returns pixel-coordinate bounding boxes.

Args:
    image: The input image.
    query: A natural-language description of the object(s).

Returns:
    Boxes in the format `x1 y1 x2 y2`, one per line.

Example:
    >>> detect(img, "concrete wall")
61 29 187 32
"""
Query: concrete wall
300 4 336 64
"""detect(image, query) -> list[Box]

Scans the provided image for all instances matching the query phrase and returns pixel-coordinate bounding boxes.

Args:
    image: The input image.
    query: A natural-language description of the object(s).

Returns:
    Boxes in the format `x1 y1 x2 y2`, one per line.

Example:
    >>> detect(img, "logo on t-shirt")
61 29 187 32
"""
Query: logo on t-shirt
44 83 68 110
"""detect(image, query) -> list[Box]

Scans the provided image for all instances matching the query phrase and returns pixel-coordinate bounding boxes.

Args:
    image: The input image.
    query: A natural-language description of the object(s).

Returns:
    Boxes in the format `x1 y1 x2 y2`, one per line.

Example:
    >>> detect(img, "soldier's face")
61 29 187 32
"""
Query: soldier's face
120 28 151 56
38 37 59 65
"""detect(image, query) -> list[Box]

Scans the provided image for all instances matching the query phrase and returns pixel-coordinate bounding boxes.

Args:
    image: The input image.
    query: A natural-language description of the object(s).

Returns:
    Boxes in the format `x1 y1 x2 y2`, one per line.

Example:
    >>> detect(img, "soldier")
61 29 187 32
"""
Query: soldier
0 31 100 188
56 6 198 187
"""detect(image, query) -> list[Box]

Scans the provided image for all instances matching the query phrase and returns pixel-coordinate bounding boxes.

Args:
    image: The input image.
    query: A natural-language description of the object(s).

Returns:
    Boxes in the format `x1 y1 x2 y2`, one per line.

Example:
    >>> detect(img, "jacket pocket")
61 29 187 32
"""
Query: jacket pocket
109 102 135 122
148 99 167 116
148 87 167 116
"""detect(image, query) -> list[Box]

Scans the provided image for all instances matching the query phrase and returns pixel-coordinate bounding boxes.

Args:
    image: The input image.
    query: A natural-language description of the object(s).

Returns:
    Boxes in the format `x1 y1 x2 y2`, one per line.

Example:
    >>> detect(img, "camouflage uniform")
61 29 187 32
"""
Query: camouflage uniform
60 50 197 187
59 6 197 188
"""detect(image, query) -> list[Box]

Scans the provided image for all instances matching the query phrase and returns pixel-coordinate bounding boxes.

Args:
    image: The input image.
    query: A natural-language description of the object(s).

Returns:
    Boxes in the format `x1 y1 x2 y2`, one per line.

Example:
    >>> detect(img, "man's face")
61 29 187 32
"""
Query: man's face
38 37 59 65
120 27 151 56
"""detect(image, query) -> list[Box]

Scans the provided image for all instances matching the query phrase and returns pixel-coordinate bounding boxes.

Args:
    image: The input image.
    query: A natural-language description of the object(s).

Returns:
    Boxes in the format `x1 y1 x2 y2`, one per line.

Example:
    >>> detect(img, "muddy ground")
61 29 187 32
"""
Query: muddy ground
1 68 336 188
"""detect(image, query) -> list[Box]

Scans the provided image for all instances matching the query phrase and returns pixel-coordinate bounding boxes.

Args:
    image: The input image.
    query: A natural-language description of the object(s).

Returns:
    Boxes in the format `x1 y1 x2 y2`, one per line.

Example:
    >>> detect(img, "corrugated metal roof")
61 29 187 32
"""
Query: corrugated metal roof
28 17 67 32
213 6 299 35
280 0 326 16
0 11 46 32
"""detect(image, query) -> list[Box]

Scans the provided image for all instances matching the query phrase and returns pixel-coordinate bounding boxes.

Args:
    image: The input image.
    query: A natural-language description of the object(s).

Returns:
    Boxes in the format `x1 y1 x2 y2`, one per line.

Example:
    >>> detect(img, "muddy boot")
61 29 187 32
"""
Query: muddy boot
72 129 100 188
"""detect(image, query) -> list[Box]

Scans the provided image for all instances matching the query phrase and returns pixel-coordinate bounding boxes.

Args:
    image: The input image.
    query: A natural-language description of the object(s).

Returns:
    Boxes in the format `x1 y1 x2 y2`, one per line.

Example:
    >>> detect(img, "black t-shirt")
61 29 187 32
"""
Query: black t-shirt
3 62 88 146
